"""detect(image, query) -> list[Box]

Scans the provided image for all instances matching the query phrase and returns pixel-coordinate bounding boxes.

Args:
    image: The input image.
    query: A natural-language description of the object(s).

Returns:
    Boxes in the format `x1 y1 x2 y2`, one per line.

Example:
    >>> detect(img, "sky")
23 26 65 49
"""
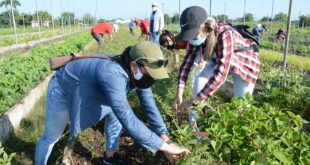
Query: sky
0 0 309 21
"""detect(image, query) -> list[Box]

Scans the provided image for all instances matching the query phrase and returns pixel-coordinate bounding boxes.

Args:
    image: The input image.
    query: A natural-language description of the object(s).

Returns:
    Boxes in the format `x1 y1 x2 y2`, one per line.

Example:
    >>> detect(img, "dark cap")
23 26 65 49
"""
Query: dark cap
177 6 207 41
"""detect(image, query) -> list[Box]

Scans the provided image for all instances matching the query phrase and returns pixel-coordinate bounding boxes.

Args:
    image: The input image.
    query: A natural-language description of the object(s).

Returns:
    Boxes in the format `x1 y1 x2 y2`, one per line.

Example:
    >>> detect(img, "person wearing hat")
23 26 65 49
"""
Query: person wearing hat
252 24 267 40
91 21 114 49
149 1 164 44
173 6 260 110
35 41 190 165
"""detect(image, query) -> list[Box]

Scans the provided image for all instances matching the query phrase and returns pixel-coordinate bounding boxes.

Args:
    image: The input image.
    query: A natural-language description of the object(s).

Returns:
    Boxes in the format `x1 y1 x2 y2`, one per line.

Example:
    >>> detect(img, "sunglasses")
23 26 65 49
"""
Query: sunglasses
135 57 169 68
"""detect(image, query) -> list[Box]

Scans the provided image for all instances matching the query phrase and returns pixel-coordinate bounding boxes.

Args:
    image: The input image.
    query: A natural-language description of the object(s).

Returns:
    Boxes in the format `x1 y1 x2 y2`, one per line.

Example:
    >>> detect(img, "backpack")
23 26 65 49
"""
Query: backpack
218 24 259 53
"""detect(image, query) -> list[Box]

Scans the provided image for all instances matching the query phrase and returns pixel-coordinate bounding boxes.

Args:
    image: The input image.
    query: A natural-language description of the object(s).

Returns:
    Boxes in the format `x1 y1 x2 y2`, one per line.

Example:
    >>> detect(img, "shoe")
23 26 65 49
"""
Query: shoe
103 152 132 165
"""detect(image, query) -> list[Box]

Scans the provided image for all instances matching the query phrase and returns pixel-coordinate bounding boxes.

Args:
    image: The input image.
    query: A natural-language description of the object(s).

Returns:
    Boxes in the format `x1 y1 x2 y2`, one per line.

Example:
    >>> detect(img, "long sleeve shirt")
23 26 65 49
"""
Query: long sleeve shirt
55 55 166 153
178 22 260 100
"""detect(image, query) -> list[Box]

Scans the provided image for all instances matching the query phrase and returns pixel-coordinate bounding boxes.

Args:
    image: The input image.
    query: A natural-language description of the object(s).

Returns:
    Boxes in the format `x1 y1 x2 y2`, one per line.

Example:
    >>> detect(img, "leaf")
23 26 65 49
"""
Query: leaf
273 150 290 163
211 139 222 152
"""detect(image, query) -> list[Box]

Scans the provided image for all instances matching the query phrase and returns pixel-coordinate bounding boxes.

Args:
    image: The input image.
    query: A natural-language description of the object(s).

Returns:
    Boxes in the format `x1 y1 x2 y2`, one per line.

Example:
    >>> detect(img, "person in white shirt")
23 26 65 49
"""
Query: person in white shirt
149 2 164 44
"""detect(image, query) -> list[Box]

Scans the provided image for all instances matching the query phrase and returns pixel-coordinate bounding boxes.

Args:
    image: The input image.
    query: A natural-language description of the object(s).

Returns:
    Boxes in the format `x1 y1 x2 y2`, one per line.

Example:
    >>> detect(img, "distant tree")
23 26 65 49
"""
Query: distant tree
35 10 52 22
216 14 229 22
171 13 179 24
243 13 254 22
61 12 75 26
82 13 96 26
97 18 107 23
164 14 171 24
299 15 310 27
261 16 272 22
0 0 20 9
18 12 32 26
0 0 20 29
0 11 10 27
273 12 287 22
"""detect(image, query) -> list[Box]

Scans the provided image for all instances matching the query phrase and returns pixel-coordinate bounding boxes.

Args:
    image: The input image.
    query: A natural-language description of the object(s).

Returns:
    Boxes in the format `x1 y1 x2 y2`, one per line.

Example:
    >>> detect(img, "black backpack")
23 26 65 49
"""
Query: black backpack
218 24 259 52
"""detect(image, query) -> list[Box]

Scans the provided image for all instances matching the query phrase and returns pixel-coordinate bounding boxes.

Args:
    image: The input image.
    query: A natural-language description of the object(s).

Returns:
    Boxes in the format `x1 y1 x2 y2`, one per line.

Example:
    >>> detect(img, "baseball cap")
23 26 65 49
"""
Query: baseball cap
129 41 169 79
152 2 158 6
177 6 207 41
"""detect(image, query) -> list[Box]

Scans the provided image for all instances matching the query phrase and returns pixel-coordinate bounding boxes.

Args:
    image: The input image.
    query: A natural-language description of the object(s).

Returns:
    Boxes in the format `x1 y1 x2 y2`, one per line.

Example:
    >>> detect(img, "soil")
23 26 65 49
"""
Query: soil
55 123 170 165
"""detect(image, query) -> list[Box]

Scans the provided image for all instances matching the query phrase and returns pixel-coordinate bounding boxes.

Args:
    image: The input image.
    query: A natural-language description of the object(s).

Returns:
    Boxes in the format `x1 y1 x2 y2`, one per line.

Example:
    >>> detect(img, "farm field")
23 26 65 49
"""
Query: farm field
0 26 86 47
1 26 309 164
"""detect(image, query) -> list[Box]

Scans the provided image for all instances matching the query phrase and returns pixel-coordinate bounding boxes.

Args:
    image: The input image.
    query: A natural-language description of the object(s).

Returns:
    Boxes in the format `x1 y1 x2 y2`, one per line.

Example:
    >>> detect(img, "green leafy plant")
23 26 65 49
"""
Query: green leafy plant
0 143 15 165
173 97 310 164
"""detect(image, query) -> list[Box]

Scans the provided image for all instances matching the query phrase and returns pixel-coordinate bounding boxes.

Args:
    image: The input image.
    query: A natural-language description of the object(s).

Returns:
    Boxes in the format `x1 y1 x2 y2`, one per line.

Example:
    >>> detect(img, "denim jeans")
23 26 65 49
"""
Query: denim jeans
192 61 255 97
150 32 159 45
35 76 122 165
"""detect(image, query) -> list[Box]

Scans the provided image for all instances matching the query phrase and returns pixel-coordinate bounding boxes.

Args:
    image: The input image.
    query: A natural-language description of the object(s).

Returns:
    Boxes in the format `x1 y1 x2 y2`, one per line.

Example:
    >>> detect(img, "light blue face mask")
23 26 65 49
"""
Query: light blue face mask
189 35 207 46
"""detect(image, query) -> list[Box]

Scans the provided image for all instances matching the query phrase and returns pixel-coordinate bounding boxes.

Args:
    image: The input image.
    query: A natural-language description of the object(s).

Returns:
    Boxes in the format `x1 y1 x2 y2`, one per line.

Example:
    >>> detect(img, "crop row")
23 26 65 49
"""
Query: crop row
0 32 92 114
149 61 310 164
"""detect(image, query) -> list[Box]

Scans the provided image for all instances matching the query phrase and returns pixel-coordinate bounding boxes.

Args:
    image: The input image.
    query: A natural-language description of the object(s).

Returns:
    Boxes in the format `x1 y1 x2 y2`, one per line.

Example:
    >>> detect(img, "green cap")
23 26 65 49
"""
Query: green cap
129 41 169 79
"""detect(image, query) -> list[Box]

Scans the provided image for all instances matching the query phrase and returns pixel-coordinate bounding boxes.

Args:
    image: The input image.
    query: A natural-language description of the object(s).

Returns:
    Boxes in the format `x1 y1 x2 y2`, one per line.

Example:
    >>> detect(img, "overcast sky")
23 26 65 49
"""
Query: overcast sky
1 0 309 21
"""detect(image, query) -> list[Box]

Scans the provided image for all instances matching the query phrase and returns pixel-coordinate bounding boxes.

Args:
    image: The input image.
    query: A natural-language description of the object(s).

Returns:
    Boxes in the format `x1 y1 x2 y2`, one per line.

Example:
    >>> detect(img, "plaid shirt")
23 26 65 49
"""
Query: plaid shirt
178 22 260 100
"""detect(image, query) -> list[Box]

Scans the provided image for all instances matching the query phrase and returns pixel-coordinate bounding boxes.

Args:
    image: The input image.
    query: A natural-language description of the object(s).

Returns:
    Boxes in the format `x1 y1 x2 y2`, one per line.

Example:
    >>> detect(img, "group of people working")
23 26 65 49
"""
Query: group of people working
35 4 261 165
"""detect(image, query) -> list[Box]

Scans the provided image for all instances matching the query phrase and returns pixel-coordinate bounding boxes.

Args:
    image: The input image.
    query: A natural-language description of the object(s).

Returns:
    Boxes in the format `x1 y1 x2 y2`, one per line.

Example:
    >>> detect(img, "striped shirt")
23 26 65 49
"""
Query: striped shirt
177 22 260 100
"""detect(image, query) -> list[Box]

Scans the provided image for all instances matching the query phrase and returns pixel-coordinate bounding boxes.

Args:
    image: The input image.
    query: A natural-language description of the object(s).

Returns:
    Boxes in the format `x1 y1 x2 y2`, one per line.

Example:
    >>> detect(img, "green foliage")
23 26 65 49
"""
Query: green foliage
255 63 310 120
244 13 254 22
273 12 288 22
174 97 310 164
0 143 15 165
0 32 92 114
299 15 310 27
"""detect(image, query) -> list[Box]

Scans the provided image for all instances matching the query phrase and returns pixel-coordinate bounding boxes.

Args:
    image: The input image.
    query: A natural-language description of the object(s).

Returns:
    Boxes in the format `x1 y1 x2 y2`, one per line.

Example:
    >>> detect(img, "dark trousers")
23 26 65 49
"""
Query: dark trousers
91 32 104 48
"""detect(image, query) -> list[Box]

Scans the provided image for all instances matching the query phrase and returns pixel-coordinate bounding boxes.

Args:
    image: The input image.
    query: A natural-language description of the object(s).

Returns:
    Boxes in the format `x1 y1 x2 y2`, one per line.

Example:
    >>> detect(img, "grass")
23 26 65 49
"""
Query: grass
260 48 310 71
3 95 46 165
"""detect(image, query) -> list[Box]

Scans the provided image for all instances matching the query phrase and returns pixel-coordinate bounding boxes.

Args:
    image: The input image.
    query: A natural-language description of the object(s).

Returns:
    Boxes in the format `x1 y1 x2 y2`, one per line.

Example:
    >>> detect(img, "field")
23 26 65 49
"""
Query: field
0 25 310 165
0 26 85 47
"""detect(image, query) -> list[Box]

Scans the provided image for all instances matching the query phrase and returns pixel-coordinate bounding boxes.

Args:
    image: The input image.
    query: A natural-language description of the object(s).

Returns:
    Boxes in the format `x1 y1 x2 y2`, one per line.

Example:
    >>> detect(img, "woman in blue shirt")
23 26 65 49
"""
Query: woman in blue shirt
35 41 190 165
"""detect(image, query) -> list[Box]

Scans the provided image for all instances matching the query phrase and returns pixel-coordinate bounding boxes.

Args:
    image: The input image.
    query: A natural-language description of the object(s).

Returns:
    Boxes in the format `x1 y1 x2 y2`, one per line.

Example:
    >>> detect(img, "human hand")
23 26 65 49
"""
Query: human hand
178 100 193 110
172 95 183 110
198 60 206 69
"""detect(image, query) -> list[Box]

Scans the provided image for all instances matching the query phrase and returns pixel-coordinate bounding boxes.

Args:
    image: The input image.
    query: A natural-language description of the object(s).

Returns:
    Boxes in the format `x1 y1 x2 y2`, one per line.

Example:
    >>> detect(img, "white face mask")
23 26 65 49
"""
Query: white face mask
133 67 143 80
152 7 157 11
168 40 174 46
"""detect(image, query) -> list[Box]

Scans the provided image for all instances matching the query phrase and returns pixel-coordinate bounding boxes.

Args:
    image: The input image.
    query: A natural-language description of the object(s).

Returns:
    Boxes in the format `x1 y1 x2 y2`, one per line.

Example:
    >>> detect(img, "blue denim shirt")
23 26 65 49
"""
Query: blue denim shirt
55 55 166 152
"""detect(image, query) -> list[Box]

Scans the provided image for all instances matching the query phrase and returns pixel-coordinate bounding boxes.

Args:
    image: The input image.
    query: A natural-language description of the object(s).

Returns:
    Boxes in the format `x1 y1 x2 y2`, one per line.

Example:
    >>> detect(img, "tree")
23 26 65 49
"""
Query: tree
298 15 310 27
35 10 52 22
217 14 229 22
82 13 95 26
261 16 272 22
243 13 254 22
0 0 20 9
273 12 287 22
164 14 171 24
18 12 32 26
61 12 75 26
171 13 179 24
0 0 20 29
0 11 10 27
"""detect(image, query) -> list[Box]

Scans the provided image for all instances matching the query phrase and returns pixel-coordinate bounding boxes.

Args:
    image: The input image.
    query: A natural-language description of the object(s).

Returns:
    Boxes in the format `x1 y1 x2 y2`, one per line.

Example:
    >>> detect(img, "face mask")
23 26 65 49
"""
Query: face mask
189 34 207 46
133 67 143 80
152 7 157 11
133 74 155 89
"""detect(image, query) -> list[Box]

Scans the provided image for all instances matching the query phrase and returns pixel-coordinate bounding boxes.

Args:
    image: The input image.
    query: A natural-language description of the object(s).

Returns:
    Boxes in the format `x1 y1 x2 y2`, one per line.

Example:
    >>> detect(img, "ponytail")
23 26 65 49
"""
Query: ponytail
203 17 217 59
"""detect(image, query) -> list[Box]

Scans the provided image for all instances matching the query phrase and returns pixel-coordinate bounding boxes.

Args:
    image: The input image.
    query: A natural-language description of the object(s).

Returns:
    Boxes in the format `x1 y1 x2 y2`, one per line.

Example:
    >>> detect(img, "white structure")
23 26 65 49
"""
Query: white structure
31 21 39 28
114 18 131 24
113 24 119 33
42 21 50 27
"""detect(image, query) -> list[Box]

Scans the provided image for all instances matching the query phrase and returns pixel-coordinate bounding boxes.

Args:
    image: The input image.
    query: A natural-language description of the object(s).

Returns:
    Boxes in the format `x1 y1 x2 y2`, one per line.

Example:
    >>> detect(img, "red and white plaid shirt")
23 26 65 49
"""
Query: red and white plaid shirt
178 22 260 100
